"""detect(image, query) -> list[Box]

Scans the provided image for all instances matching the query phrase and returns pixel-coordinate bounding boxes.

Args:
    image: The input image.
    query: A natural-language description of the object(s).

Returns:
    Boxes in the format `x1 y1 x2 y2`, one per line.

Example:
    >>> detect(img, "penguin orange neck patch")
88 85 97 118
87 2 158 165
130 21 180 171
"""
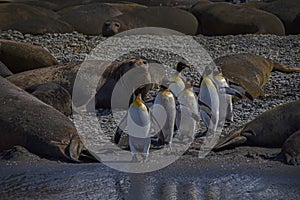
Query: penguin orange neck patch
132 94 143 107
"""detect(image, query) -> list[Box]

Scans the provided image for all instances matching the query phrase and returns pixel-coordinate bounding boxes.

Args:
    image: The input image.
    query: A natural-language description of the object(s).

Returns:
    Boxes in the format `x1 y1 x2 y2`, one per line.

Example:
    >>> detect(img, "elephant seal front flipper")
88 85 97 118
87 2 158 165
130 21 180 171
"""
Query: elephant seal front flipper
213 127 247 150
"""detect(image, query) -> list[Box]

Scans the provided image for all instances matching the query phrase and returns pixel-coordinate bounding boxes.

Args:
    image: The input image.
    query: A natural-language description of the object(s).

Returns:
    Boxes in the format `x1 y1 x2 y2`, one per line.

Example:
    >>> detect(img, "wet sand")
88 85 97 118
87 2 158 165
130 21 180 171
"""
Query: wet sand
1 146 299 199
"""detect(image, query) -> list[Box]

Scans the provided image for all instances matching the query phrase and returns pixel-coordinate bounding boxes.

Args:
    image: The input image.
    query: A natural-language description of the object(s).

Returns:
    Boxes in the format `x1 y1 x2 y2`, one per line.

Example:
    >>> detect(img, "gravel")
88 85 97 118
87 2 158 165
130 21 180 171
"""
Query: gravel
1 30 299 152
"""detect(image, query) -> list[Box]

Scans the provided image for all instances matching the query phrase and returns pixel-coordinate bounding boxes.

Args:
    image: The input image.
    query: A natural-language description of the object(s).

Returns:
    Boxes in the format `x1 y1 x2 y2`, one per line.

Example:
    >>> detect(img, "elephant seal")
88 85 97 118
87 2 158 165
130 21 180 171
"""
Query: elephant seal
0 39 58 73
58 3 122 35
190 0 285 35
25 82 72 116
214 99 300 165
0 76 95 162
214 53 300 99
93 58 153 109
258 0 300 34
102 6 198 36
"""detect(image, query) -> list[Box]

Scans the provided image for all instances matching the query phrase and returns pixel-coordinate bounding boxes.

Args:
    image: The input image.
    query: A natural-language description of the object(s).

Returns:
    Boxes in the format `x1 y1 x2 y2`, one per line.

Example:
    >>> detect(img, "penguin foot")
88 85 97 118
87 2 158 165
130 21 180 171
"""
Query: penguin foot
131 154 138 163
141 154 149 163
164 143 172 152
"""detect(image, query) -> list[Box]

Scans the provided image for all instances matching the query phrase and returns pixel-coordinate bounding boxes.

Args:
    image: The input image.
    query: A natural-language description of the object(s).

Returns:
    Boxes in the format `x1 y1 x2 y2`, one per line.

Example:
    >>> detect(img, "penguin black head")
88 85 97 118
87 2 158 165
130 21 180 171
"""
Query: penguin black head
128 86 145 106
160 84 168 90
176 61 190 73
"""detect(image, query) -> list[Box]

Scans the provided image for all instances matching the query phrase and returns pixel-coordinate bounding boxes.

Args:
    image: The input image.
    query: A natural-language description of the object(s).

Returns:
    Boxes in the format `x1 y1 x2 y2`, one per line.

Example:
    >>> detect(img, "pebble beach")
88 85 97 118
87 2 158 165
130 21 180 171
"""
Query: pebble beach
1 30 299 131
1 30 300 199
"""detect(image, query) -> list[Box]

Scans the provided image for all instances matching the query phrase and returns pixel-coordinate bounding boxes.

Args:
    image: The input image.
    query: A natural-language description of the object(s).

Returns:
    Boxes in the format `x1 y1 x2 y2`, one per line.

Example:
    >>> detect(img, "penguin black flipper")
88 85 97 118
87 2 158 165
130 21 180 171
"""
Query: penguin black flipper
219 87 243 99
149 108 165 144
198 99 212 119
114 112 128 144
192 85 200 96
228 82 254 101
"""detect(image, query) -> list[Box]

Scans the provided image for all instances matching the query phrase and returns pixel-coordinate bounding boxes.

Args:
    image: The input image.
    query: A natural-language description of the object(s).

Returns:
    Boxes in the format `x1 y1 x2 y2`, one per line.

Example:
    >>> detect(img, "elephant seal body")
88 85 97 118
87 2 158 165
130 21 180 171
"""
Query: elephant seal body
103 2 147 13
0 76 92 162
25 82 72 116
102 6 198 36
58 3 122 35
94 58 153 109
258 0 300 34
0 39 58 73
214 53 300 99
6 62 80 94
190 0 285 35
214 100 300 165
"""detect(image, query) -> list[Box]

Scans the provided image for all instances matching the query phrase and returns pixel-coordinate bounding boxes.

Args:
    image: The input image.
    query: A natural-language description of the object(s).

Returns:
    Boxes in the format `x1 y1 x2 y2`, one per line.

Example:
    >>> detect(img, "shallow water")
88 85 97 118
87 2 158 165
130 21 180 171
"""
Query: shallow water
1 157 299 200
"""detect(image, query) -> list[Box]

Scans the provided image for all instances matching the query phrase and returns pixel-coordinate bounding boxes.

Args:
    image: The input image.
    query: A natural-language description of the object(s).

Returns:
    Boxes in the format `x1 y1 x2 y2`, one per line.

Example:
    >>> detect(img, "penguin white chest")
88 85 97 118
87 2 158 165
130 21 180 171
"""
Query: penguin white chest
177 88 199 138
152 90 176 144
199 76 220 131
127 104 150 138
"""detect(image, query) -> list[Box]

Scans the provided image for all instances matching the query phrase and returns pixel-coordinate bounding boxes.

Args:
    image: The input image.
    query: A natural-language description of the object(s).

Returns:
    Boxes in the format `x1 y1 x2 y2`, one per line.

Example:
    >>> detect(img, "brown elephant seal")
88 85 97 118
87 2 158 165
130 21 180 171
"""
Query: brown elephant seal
258 0 300 34
93 58 154 109
102 6 198 36
58 3 122 35
0 3 73 34
0 39 58 73
25 82 72 116
214 100 300 165
214 53 300 99
0 76 95 162
190 0 285 35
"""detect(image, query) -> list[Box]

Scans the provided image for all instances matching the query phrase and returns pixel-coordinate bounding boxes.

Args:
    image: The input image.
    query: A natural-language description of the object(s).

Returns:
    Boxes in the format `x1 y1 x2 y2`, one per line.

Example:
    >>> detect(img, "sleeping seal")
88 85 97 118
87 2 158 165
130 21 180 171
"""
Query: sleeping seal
214 99 300 165
215 53 300 99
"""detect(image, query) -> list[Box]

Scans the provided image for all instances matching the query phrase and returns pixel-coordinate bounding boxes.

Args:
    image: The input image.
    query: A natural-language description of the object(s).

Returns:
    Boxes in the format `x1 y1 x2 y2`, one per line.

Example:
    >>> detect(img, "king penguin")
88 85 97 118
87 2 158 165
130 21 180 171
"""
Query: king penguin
199 66 220 134
127 91 151 162
176 80 199 141
151 82 176 148
213 67 234 126
168 61 189 97
211 66 246 126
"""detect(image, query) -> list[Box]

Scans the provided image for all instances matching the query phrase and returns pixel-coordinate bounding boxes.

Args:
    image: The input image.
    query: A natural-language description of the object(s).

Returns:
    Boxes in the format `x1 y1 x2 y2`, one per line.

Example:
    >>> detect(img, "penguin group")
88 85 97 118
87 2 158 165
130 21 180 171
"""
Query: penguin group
114 59 251 162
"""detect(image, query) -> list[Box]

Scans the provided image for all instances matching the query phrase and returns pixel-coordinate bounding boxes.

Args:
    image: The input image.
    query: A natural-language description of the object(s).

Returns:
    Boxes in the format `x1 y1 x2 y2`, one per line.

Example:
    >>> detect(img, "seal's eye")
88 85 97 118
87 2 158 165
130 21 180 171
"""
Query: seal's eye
114 22 120 28
104 21 111 26
142 60 147 65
